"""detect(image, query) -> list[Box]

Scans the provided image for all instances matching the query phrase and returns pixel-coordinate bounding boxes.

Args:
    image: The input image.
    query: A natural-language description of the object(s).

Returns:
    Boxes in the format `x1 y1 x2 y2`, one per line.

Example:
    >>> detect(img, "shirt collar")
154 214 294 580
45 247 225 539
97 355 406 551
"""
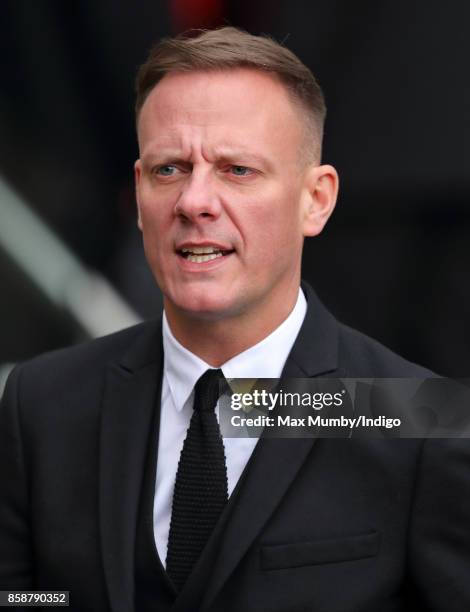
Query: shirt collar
162 287 307 413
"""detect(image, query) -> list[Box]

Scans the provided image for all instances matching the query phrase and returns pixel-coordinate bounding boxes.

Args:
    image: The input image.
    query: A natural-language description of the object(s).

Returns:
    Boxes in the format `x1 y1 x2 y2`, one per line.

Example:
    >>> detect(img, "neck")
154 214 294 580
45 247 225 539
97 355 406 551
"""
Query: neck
164 287 300 367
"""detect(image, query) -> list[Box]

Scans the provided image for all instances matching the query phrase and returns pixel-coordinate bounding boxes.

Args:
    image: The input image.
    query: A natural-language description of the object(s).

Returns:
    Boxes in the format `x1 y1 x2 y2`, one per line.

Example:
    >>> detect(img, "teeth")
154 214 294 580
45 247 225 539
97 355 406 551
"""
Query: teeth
187 253 223 263
181 246 221 254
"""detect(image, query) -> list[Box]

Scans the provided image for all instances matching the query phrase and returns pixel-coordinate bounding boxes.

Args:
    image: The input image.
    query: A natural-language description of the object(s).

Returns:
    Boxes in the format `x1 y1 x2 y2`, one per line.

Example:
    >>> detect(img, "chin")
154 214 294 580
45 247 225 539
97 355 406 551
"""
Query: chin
171 290 242 321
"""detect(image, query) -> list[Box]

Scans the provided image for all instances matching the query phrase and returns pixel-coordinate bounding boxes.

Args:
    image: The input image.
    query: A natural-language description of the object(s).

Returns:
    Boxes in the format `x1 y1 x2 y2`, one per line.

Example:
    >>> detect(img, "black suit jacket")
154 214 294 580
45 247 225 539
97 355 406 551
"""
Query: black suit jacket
1 284 469 611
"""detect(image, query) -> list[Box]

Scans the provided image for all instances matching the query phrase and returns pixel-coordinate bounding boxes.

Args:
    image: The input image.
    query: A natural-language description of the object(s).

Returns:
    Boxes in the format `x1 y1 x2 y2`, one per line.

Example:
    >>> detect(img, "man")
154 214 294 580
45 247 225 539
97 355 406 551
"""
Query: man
1 27 469 612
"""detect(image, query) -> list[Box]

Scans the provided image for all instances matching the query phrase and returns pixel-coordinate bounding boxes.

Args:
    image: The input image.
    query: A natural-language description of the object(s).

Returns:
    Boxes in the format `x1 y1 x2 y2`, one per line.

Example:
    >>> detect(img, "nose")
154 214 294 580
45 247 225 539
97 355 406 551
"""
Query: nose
175 168 222 223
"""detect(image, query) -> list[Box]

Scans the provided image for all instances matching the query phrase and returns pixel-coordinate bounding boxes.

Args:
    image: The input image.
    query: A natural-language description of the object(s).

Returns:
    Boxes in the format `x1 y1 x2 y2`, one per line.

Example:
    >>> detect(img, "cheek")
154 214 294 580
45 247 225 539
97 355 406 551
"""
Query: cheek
139 194 171 237
138 180 176 226
139 204 171 264
241 191 302 253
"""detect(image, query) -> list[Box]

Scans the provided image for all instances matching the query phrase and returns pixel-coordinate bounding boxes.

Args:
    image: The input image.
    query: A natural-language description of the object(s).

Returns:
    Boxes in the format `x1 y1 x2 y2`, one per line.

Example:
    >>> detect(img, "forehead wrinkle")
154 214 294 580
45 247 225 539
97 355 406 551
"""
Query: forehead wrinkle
140 124 198 160
141 132 290 172
204 144 274 171
139 71 305 166
143 121 253 163
152 99 230 129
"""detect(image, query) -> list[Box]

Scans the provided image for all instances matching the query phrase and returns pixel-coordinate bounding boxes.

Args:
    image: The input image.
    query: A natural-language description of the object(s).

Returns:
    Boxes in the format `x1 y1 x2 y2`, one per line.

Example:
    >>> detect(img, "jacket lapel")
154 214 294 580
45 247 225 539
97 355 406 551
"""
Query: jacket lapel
99 321 163 612
197 284 341 610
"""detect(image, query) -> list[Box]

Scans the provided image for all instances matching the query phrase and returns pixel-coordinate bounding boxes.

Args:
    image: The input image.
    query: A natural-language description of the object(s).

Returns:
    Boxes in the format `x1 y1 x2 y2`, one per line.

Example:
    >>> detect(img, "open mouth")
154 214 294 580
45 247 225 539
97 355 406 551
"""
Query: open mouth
177 246 235 263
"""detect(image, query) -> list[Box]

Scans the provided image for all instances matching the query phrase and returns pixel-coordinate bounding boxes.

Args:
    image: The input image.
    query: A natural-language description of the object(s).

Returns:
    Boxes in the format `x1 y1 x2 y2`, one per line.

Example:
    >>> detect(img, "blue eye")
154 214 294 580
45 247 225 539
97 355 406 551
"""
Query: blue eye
157 165 176 176
231 165 251 176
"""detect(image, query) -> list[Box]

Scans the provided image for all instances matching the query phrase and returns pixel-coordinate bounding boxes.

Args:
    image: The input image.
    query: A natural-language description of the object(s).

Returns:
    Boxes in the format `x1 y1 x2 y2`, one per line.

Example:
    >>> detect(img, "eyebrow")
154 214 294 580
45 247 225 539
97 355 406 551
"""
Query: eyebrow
140 148 185 164
214 147 273 171
141 146 274 171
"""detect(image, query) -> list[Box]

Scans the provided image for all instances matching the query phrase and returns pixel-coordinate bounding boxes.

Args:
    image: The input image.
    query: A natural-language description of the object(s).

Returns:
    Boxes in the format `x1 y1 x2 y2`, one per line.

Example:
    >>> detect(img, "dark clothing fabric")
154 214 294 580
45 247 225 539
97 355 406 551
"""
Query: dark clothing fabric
1 283 469 611
166 369 229 591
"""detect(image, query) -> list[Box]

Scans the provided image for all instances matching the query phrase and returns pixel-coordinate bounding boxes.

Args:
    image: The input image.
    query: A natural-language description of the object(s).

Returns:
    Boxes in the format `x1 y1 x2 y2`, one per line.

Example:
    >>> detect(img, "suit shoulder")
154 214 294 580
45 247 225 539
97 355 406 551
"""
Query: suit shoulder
24 320 156 370
10 320 160 398
337 323 434 377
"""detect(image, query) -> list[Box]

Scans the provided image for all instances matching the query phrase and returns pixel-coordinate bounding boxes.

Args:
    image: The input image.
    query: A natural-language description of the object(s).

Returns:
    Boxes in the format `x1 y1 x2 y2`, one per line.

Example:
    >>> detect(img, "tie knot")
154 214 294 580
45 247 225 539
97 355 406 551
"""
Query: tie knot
193 368 224 413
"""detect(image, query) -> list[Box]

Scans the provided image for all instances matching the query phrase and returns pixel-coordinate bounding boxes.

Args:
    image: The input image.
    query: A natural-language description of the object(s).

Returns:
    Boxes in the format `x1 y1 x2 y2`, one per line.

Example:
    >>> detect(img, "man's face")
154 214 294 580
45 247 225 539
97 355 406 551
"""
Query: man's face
135 68 326 324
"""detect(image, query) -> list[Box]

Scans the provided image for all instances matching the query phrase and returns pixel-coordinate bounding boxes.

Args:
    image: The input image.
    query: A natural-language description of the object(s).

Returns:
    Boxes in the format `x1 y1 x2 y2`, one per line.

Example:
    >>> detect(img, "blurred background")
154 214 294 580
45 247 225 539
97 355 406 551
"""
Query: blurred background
0 0 468 393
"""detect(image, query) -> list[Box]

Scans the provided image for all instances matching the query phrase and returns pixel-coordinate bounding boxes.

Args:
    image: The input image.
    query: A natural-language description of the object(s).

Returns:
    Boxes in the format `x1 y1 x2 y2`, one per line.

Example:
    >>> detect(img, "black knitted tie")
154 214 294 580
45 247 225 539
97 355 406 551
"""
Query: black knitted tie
166 369 228 591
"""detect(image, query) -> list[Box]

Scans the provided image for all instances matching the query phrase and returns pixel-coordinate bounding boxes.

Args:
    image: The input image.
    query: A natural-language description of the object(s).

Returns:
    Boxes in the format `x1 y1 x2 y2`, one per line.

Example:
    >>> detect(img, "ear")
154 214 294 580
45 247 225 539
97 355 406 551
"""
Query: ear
301 164 339 237
134 159 143 231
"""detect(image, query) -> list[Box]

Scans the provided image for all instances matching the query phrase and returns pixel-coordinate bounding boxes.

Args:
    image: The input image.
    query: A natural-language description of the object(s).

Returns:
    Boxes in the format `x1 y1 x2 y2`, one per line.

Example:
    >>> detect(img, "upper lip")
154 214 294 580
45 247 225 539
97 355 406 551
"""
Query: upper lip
175 241 234 252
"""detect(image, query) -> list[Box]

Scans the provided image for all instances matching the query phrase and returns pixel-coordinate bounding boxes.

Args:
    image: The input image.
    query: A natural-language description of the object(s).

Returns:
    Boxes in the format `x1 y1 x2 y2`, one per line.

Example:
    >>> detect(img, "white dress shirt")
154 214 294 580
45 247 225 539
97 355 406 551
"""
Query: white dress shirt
154 288 307 565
